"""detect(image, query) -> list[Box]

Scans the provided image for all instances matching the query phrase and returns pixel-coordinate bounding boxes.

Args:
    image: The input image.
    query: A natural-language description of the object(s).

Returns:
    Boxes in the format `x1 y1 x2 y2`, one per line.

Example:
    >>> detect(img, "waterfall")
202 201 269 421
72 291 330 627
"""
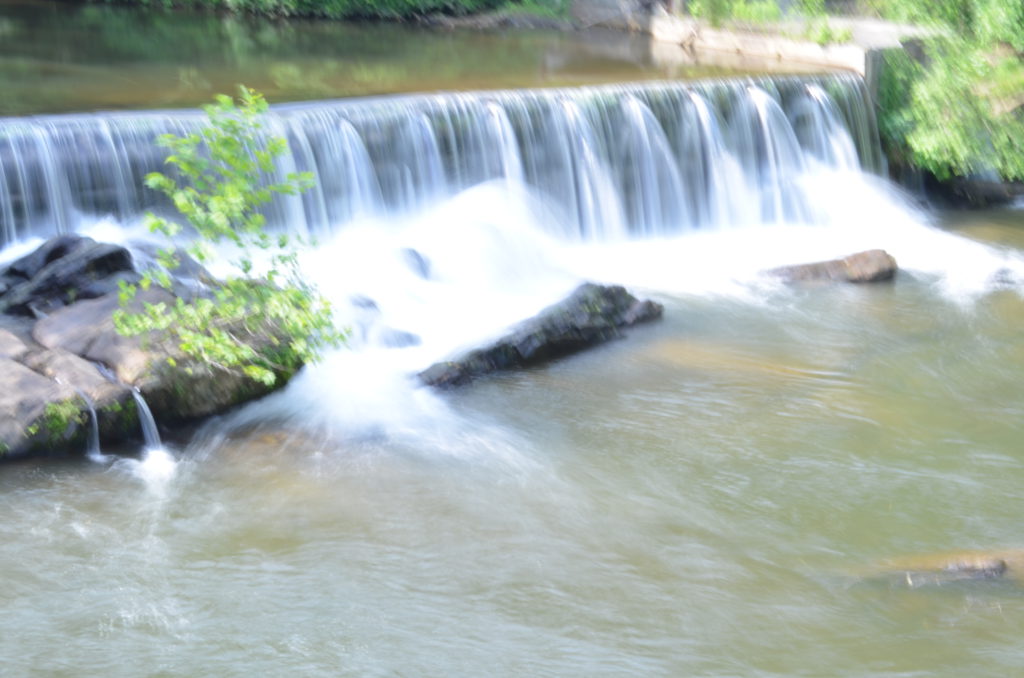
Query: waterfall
131 389 163 451
79 392 103 462
0 74 882 247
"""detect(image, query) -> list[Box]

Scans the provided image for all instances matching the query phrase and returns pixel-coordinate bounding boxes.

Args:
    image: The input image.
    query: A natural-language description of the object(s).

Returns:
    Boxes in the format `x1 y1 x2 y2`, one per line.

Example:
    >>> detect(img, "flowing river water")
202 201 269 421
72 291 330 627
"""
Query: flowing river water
4 5 1024 677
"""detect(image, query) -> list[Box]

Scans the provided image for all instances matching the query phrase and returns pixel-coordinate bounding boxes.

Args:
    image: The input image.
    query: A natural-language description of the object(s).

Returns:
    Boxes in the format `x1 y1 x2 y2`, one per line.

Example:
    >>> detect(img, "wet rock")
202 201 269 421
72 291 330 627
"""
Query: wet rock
767 249 897 284
20 348 128 404
377 327 421 348
3 234 88 280
0 236 303 459
0 328 30 360
419 283 663 388
0 237 135 315
0 358 77 456
923 172 1024 208
76 270 143 300
350 295 379 311
33 288 171 384
128 242 212 298
400 248 431 279
32 285 287 423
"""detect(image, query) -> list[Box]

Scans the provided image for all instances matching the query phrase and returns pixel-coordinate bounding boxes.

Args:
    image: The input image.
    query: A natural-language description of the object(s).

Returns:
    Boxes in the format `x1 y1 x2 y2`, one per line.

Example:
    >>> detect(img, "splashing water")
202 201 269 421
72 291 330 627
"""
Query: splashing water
3 74 1024 449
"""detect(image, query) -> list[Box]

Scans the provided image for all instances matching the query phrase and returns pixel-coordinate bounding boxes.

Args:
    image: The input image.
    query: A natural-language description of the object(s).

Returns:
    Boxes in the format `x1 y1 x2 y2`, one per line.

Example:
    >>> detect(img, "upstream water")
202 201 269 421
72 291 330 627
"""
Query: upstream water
0 0 749 116
4 69 1024 675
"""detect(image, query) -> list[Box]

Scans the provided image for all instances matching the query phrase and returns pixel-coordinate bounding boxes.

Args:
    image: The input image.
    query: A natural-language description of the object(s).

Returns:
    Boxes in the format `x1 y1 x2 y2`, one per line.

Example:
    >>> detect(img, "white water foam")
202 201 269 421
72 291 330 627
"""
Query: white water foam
28 171 1022 455
564 171 1024 302
112 447 179 496
207 175 1022 450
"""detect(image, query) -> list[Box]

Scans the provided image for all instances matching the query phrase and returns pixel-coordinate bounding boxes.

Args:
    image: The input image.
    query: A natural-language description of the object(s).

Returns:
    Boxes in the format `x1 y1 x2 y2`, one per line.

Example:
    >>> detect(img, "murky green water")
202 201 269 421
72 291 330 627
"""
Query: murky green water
0 0 751 116
3 211 1024 676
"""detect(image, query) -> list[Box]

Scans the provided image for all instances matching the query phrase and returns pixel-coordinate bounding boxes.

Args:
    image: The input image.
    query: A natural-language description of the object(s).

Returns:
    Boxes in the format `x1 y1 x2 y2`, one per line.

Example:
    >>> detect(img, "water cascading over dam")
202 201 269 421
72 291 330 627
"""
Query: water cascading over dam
0 73 882 246
11 69 1024 678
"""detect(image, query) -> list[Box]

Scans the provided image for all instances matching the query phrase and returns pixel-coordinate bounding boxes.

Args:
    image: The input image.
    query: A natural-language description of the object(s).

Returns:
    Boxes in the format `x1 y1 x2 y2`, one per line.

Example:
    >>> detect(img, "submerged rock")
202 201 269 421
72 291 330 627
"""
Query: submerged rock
767 249 898 284
419 283 663 388
377 327 421 349
860 549 1024 589
400 248 432 280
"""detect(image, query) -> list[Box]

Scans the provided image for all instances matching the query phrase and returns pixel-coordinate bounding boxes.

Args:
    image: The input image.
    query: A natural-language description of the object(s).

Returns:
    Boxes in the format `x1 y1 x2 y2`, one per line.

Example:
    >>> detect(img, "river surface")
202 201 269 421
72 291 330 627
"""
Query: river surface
3 197 1024 676
0 0 761 116
4 6 1024 677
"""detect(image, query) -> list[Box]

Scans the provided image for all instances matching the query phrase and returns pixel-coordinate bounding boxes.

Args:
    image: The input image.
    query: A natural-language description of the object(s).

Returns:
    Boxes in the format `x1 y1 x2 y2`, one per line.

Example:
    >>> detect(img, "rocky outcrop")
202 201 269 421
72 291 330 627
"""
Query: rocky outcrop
419 283 663 388
0 237 298 459
0 235 139 316
766 249 898 284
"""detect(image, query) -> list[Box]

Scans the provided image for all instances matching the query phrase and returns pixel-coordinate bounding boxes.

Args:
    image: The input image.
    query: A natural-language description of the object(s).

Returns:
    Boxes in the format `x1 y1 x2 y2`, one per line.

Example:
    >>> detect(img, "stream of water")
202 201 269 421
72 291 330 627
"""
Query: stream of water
3 10 1024 675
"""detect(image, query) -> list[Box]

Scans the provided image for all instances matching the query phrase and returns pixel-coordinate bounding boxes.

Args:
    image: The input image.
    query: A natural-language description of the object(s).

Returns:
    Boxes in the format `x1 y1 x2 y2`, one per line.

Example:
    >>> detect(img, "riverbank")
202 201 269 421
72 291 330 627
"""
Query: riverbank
571 1 931 77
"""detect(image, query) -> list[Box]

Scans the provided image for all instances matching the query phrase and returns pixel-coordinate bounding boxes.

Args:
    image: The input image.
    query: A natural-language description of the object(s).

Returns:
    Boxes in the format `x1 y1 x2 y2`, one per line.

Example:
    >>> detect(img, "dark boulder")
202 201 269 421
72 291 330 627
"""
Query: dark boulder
767 249 898 284
3 234 88 280
419 283 663 388
0 237 136 315
923 171 1024 208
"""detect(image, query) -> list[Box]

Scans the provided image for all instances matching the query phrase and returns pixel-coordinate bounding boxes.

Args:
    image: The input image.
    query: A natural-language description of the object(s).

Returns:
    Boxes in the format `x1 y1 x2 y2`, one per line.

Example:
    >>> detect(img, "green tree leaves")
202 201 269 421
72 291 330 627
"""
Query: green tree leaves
875 0 1024 180
114 86 344 387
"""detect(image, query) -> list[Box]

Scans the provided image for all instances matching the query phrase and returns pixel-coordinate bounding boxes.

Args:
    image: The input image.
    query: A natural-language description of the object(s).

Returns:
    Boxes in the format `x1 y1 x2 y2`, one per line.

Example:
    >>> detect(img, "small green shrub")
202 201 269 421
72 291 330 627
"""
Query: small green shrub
114 87 344 387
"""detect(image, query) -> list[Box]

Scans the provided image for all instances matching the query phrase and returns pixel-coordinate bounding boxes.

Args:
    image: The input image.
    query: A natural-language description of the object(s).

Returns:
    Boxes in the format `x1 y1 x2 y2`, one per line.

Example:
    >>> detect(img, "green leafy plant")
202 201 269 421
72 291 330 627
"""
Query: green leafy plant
687 0 733 26
872 0 1024 181
43 399 86 443
803 18 853 44
731 1 781 24
114 86 343 387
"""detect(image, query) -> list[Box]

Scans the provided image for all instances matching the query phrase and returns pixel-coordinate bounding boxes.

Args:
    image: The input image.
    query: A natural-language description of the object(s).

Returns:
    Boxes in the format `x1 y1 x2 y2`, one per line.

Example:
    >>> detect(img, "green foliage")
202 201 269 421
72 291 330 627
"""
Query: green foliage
804 18 853 44
114 87 343 387
686 0 827 26
731 1 781 24
686 0 733 26
872 0 1024 180
43 399 86 443
498 0 569 19
104 0 507 19
796 0 825 16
